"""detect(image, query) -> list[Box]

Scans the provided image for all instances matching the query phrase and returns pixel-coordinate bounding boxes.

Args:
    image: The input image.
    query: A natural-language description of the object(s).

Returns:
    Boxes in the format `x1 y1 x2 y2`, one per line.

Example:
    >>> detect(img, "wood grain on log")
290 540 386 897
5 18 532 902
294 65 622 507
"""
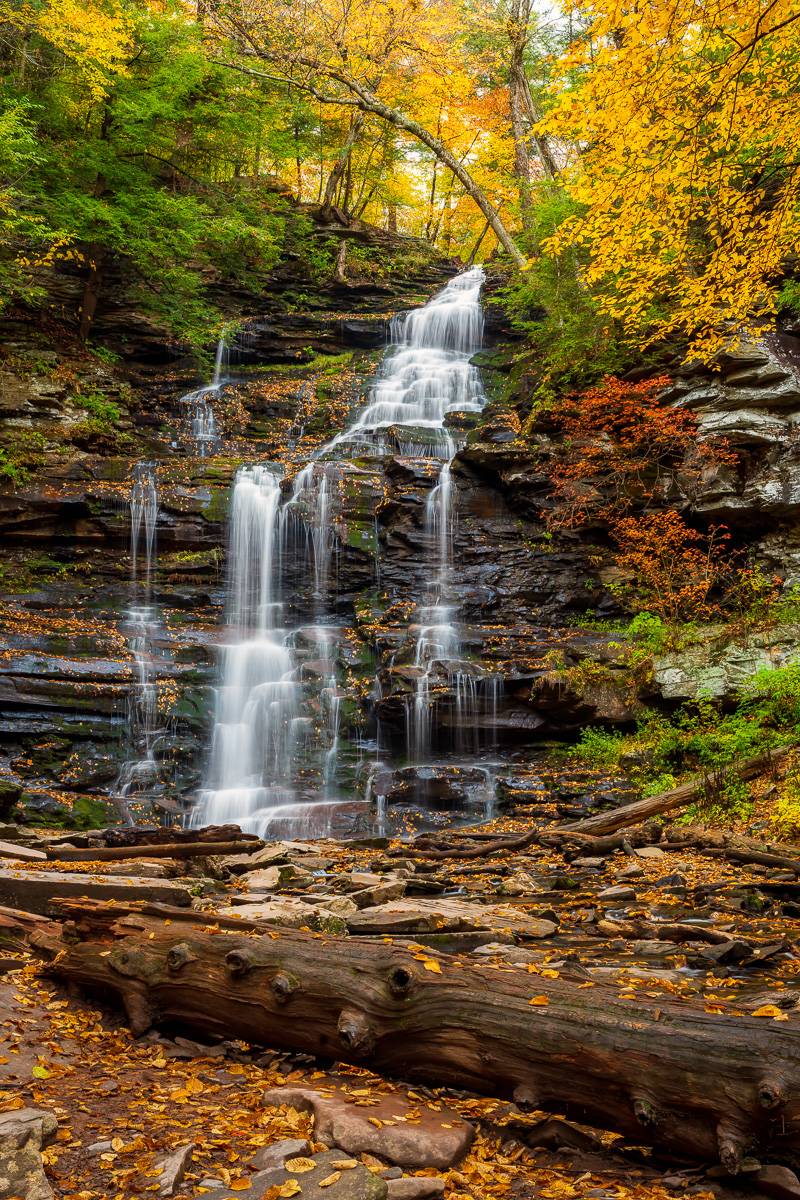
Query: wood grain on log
554 747 791 837
35 904 800 1171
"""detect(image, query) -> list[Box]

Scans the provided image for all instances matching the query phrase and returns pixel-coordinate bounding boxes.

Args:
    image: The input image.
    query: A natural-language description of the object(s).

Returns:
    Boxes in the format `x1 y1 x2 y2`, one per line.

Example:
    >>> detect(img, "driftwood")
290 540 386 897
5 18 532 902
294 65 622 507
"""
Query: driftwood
555 746 792 837
46 839 263 864
35 901 800 1171
541 821 663 857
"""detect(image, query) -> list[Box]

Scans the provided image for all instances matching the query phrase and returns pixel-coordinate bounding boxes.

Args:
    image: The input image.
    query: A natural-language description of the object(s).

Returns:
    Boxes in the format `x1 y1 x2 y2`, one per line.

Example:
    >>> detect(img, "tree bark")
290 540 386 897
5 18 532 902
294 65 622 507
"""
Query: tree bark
321 115 364 219
554 746 791 836
333 239 348 283
508 0 533 228
38 905 800 1171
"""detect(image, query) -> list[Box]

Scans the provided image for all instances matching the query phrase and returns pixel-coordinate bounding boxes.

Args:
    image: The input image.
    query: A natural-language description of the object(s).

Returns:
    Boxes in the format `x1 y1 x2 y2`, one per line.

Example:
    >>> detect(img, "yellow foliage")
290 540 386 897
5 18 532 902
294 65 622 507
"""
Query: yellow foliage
1 0 130 98
544 0 800 359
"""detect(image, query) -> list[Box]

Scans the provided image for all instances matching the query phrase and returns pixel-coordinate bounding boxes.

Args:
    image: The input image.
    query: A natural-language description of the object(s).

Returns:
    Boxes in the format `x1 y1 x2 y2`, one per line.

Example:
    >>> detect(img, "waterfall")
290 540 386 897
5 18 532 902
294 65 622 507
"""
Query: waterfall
114 463 161 820
194 267 492 835
180 335 227 456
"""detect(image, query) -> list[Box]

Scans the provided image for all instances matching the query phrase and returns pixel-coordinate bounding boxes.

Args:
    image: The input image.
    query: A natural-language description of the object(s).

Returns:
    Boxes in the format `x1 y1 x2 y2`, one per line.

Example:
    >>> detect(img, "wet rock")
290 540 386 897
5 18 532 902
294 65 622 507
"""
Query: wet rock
247 1138 313 1170
633 847 665 859
222 843 291 874
597 886 636 902
317 896 359 917
261 1087 474 1168
0 1107 58 1200
699 939 758 965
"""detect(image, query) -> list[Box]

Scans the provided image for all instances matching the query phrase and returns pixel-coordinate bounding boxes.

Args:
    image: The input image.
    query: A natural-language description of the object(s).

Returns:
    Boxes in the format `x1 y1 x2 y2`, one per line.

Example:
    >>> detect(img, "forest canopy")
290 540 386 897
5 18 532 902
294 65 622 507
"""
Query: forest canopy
2 0 800 360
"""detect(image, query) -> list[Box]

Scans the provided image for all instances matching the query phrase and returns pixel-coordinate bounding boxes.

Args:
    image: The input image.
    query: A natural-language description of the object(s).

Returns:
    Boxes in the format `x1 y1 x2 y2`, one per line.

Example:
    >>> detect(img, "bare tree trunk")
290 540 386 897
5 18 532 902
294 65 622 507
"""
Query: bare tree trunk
520 77 560 182
333 238 347 282
509 0 533 229
321 114 364 218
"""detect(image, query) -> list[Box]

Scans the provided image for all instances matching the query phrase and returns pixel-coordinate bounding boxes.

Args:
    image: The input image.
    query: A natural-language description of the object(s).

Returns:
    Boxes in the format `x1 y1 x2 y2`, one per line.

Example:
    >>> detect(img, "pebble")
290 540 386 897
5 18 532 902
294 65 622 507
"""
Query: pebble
87 1140 114 1154
597 885 636 901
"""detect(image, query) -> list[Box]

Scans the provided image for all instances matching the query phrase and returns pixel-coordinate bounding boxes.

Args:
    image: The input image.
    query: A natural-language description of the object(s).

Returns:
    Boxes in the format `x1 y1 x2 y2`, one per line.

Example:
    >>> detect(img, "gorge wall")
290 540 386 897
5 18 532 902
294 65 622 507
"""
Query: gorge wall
3 240 800 832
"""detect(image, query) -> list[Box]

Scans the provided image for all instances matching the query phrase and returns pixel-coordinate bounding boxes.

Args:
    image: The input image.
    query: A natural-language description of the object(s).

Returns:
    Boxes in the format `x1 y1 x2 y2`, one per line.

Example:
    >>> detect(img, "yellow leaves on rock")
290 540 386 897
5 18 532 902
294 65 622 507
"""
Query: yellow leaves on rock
264 1182 302 1199
229 1180 252 1191
319 1171 342 1187
750 1005 789 1020
361 1154 385 1173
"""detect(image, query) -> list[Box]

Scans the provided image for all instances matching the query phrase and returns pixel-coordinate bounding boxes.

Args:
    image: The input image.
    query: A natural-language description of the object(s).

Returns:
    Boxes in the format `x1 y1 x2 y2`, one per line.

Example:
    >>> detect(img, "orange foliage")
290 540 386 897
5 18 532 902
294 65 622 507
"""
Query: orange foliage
611 511 731 624
546 374 735 529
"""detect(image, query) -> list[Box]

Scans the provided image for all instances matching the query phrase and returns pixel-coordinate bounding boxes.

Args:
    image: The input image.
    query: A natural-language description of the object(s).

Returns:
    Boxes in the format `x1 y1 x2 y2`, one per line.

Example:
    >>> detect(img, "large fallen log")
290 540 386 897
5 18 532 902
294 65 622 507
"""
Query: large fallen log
555 746 792 837
35 903 800 1171
45 839 263 863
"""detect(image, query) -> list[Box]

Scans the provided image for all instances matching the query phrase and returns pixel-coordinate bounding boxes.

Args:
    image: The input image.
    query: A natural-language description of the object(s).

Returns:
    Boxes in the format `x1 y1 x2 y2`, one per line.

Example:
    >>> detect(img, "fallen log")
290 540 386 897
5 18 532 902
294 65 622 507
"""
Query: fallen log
388 829 540 861
594 917 784 949
554 746 792 837
102 824 259 848
45 839 263 863
540 821 663 857
699 848 800 875
35 905 800 1171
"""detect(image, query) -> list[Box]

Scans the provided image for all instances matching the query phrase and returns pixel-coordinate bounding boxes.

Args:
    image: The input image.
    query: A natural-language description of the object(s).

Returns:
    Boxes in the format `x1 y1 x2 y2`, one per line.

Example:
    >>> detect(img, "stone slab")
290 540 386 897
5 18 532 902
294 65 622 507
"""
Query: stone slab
0 840 46 862
0 869 193 916
346 898 557 939
211 1149 387 1200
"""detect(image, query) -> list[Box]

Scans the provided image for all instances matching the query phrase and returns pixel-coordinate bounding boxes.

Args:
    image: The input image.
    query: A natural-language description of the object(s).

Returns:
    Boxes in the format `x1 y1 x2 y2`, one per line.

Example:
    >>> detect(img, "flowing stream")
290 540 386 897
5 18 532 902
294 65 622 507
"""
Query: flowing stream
193 268 491 835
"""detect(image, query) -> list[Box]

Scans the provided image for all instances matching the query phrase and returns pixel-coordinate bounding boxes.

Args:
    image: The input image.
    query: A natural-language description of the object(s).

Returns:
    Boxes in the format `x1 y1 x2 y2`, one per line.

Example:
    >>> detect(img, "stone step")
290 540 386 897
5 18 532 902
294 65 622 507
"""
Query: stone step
0 869 195 916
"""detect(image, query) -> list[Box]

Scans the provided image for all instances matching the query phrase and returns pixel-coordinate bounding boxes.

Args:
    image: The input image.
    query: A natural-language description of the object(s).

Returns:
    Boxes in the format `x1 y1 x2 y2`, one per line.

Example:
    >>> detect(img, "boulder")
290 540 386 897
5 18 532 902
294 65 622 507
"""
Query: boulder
0 1107 58 1200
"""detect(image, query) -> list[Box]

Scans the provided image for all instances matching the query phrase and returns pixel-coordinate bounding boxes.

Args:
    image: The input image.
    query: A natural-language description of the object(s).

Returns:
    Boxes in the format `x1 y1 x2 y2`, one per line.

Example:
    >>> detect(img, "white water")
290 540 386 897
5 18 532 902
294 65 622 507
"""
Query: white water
195 268 491 835
180 337 226 456
114 463 161 819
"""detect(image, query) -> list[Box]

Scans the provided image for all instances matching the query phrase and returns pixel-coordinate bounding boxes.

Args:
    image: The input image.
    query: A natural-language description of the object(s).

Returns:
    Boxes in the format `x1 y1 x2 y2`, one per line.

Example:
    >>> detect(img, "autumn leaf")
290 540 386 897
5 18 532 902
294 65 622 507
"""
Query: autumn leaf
285 1157 316 1172
529 996 549 1006
750 1005 789 1020
319 1172 342 1187
230 1180 252 1191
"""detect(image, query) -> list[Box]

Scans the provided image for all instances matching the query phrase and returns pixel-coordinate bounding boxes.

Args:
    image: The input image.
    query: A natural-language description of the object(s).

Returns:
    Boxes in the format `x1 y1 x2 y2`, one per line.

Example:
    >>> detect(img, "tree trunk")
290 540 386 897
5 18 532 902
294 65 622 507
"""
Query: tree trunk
333 239 347 282
78 241 105 343
321 115 364 219
509 0 533 228
38 903 800 1171
555 746 791 836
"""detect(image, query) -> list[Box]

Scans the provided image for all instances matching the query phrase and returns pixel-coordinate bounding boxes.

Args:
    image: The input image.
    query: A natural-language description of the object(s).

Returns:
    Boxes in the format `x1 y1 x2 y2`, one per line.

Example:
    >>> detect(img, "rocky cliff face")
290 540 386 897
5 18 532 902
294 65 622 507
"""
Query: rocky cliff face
3 264 800 829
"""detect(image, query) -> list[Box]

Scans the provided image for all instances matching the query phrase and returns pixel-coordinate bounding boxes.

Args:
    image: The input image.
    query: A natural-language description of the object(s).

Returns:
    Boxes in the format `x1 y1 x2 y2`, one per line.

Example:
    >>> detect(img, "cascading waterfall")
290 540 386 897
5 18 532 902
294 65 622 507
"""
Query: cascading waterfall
180 336 226 456
195 267 493 834
114 463 160 818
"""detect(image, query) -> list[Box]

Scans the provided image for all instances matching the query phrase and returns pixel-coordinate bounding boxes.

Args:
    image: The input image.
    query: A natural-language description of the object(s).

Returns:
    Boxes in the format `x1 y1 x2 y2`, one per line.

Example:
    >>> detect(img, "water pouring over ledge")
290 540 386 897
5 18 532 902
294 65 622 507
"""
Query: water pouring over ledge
192 268 492 837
